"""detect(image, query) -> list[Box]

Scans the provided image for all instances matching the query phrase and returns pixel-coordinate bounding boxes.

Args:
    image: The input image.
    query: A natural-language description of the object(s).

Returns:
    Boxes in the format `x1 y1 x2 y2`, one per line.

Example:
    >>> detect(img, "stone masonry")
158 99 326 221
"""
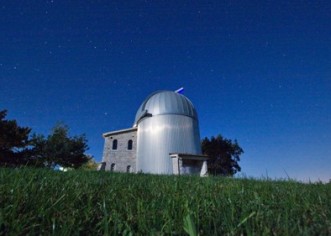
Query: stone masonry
102 128 137 173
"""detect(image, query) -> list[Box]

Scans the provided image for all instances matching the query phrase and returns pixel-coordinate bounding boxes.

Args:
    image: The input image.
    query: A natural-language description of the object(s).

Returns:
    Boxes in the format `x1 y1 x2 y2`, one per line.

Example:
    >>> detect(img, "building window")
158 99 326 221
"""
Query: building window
127 165 131 173
111 163 116 172
127 140 133 150
112 139 118 150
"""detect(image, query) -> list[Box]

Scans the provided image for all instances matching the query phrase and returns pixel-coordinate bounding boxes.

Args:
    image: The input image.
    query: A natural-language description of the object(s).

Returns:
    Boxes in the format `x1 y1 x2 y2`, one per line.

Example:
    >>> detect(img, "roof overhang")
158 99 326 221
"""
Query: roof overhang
102 127 137 137
169 153 209 160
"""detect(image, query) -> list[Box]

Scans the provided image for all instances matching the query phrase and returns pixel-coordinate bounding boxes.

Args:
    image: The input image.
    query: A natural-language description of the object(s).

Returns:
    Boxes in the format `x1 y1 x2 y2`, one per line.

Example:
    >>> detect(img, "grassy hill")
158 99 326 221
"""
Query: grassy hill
0 168 330 235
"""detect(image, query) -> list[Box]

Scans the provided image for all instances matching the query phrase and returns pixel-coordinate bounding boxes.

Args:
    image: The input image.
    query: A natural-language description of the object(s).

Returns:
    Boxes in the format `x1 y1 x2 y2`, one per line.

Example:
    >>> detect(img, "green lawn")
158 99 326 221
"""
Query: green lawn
0 168 330 235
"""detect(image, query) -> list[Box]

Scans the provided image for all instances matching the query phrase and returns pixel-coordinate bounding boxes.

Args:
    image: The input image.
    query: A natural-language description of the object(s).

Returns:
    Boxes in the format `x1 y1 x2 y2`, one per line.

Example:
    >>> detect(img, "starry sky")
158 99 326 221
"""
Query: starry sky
1 1 330 182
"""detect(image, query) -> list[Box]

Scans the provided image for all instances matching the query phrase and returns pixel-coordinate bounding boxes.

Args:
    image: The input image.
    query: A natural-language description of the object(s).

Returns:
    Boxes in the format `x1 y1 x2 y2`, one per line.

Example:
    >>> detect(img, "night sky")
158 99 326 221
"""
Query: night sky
1 1 330 182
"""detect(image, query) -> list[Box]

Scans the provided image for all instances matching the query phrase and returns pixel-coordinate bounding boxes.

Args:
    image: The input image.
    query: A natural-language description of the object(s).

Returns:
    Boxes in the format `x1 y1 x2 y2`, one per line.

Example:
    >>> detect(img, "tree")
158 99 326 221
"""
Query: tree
31 124 91 169
201 135 244 176
0 110 32 167
0 110 91 168
79 158 98 170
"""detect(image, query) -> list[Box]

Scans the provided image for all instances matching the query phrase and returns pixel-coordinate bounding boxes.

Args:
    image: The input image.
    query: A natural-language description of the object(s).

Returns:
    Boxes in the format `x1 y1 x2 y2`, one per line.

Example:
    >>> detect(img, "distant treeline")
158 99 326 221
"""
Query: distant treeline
0 109 91 169
1 109 244 175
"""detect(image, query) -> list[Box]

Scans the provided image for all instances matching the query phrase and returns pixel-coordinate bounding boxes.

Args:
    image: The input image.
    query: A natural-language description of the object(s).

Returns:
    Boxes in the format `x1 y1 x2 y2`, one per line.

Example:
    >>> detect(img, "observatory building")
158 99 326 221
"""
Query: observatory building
101 90 208 175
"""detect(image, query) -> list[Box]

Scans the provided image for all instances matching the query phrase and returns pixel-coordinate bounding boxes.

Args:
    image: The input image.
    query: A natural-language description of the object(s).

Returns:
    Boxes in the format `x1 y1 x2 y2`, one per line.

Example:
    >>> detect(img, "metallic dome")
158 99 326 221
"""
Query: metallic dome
135 90 202 174
134 91 198 126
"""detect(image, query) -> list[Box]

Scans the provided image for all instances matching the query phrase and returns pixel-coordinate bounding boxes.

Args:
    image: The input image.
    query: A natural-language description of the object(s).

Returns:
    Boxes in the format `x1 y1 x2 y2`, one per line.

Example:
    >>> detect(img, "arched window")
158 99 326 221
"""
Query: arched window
127 140 133 150
110 163 116 172
126 165 131 173
112 139 118 150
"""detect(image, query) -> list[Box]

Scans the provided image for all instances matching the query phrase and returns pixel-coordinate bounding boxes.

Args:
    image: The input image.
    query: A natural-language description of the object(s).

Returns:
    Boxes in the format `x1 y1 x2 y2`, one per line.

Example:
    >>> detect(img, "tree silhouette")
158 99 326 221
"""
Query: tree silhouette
201 135 243 176
0 110 31 166
1 110 91 168
31 123 90 169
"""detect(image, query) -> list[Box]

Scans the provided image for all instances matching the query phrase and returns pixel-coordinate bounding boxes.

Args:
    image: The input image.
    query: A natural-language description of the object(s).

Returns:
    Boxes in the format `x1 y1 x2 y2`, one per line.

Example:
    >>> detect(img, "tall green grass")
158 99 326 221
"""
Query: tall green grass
1 168 330 235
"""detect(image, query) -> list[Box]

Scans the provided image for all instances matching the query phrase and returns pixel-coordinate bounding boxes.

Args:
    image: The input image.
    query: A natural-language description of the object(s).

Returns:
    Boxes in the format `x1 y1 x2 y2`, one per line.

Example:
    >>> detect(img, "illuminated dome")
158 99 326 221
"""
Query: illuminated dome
135 90 202 174
134 91 198 127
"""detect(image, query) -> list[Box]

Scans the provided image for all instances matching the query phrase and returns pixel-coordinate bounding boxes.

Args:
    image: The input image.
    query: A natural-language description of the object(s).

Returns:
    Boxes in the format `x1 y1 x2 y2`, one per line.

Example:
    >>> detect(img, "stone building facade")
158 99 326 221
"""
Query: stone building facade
102 127 137 173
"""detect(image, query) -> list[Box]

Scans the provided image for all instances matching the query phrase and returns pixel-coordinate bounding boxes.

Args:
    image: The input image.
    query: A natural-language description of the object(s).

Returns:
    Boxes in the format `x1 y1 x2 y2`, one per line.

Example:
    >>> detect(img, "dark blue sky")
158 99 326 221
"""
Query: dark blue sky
1 1 330 182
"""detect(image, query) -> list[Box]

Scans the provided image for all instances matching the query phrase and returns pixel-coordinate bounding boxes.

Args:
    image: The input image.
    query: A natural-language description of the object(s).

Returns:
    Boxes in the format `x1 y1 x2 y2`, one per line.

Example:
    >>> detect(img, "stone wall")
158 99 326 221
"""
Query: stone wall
102 128 137 173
